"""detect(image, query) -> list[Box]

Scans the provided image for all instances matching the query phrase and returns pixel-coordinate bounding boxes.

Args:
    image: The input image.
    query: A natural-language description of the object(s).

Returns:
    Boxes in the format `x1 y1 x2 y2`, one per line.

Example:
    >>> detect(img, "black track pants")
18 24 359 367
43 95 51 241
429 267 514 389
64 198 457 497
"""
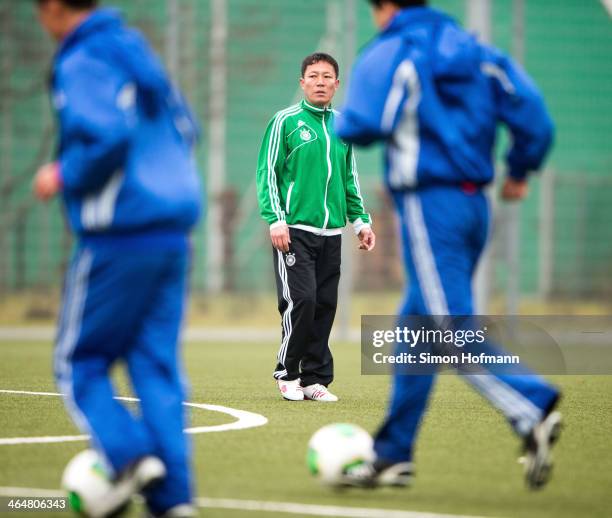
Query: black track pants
272 228 341 387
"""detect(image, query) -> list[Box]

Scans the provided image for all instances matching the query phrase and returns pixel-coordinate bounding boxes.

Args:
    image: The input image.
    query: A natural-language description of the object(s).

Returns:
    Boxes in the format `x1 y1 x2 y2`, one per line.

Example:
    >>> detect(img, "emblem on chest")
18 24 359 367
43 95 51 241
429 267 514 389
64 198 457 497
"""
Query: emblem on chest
299 128 313 141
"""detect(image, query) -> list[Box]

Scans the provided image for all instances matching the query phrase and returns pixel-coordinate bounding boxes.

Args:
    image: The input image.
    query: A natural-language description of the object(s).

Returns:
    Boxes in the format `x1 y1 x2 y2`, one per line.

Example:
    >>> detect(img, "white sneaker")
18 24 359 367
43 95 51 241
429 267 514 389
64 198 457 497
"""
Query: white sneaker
342 460 414 488
278 378 304 401
105 456 166 517
302 383 338 402
522 411 563 489
131 456 166 489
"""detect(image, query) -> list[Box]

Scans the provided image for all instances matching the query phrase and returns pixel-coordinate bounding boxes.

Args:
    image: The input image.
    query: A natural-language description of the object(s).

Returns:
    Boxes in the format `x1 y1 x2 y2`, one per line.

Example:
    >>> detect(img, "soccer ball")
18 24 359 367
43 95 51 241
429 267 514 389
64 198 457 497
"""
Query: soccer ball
307 423 375 486
62 449 114 517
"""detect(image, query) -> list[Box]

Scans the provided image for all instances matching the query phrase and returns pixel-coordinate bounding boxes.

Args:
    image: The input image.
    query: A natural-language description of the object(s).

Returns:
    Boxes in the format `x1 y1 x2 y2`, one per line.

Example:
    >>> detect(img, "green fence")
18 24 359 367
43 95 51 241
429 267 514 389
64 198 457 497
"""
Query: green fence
1 0 611 302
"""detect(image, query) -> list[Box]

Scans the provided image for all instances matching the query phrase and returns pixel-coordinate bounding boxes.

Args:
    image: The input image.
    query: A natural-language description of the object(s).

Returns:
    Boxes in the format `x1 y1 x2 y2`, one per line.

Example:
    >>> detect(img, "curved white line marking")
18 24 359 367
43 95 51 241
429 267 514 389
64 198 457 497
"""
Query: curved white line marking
184 402 268 433
0 389 267 445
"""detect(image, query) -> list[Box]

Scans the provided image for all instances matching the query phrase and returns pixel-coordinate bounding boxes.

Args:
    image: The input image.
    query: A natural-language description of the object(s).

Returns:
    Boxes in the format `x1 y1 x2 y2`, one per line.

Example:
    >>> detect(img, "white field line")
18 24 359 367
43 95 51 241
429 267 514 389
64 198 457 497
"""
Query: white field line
0 390 267 445
0 487 487 518
193 497 489 518
0 487 65 498
0 435 88 446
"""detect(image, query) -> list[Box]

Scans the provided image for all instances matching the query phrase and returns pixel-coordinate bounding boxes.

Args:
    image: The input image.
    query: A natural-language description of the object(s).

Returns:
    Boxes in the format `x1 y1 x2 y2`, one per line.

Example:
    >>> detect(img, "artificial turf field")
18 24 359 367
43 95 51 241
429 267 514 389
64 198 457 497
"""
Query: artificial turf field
1 339 611 518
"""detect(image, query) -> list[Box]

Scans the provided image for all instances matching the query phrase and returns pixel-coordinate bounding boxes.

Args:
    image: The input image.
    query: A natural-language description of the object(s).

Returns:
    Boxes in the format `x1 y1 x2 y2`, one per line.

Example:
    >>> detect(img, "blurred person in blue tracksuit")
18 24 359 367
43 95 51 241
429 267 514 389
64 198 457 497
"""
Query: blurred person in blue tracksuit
33 0 201 515
336 0 562 489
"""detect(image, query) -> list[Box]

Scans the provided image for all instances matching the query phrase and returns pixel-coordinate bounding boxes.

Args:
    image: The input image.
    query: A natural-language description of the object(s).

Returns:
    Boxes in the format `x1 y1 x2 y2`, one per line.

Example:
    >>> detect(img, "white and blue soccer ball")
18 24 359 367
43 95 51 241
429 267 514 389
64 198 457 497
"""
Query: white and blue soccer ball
62 449 114 517
307 423 375 486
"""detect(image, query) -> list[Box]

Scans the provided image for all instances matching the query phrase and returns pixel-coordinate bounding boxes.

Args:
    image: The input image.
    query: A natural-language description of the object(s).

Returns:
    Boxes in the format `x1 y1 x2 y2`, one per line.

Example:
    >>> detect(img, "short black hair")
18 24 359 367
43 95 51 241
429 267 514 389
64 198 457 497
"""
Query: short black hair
367 0 427 7
36 0 98 8
301 53 339 79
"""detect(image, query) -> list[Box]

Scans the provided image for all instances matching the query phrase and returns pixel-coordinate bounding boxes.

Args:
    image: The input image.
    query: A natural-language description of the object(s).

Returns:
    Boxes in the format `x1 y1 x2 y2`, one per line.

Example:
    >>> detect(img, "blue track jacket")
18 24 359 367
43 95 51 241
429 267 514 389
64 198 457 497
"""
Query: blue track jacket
335 7 554 190
51 9 202 237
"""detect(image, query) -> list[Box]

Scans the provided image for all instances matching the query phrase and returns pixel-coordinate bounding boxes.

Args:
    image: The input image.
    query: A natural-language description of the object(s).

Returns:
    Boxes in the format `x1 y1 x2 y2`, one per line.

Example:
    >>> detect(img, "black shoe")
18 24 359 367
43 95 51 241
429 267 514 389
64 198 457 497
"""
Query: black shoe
521 410 562 490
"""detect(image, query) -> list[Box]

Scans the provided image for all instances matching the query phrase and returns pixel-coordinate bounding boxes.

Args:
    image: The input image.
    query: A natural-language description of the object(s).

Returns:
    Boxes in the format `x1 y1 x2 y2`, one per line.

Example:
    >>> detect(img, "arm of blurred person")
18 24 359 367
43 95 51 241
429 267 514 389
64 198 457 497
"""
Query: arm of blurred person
501 177 529 201
55 56 135 196
335 38 408 145
484 48 554 184
33 162 62 201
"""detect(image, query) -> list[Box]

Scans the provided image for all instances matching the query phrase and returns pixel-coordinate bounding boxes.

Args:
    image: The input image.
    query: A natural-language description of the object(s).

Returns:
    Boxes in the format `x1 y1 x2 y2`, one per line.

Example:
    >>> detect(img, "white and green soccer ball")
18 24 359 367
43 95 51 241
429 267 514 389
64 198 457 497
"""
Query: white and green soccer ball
62 449 114 517
307 423 375 487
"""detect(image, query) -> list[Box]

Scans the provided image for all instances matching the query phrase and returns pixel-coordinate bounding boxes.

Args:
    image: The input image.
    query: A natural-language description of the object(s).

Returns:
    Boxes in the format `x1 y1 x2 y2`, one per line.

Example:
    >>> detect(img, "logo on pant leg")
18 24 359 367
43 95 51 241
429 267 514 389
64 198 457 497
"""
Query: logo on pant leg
285 253 296 267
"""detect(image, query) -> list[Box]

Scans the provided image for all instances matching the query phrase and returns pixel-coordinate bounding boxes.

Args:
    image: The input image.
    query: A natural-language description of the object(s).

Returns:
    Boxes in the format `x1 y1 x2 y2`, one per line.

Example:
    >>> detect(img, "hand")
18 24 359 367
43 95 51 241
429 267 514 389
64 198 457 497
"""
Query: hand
270 222 291 252
501 177 528 201
358 227 376 251
33 162 62 201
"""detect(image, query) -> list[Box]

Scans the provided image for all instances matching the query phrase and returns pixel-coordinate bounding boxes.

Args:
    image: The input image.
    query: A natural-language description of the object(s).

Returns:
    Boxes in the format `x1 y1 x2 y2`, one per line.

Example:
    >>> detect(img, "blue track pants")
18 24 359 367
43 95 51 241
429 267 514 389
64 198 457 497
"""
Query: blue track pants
374 187 559 463
54 236 192 514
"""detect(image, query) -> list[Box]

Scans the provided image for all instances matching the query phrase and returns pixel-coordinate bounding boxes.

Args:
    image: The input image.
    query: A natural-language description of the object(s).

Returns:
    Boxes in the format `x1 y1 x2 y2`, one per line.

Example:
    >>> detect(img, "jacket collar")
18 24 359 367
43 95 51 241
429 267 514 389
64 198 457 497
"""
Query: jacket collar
57 8 123 58
301 99 332 116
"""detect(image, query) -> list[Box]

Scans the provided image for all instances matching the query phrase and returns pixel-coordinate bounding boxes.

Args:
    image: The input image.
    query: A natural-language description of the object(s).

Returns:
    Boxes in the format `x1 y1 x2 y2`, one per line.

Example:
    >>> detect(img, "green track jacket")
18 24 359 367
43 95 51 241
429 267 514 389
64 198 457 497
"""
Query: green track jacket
256 100 371 236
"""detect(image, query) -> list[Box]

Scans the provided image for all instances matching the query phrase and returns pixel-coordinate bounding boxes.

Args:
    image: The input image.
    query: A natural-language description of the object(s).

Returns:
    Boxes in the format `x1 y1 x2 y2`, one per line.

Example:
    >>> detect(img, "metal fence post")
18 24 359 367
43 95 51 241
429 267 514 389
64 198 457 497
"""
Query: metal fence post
165 0 179 79
0 4 14 294
538 169 554 298
338 0 357 341
207 0 228 293
503 0 526 315
467 0 492 314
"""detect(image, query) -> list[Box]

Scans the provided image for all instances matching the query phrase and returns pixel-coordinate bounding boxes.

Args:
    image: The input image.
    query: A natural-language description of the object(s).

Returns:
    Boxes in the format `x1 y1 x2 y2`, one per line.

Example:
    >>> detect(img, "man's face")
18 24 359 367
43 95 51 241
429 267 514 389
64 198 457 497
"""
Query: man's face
300 61 339 107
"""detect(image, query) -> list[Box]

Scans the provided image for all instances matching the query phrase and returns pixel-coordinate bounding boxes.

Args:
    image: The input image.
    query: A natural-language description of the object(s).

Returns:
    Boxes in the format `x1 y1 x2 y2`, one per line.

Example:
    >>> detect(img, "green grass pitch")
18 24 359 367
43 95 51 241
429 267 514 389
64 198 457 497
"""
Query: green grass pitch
1 340 611 517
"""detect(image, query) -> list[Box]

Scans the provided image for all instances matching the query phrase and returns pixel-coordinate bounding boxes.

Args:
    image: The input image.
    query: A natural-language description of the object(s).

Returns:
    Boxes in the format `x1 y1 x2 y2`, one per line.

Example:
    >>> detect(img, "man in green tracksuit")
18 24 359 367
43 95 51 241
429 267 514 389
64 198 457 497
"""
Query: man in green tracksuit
256 52 376 402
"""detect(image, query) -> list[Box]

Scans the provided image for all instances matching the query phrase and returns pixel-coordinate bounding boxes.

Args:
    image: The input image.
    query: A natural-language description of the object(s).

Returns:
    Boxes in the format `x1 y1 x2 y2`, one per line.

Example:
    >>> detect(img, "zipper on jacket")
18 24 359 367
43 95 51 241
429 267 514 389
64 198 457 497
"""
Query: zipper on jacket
321 113 332 229
286 181 295 214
